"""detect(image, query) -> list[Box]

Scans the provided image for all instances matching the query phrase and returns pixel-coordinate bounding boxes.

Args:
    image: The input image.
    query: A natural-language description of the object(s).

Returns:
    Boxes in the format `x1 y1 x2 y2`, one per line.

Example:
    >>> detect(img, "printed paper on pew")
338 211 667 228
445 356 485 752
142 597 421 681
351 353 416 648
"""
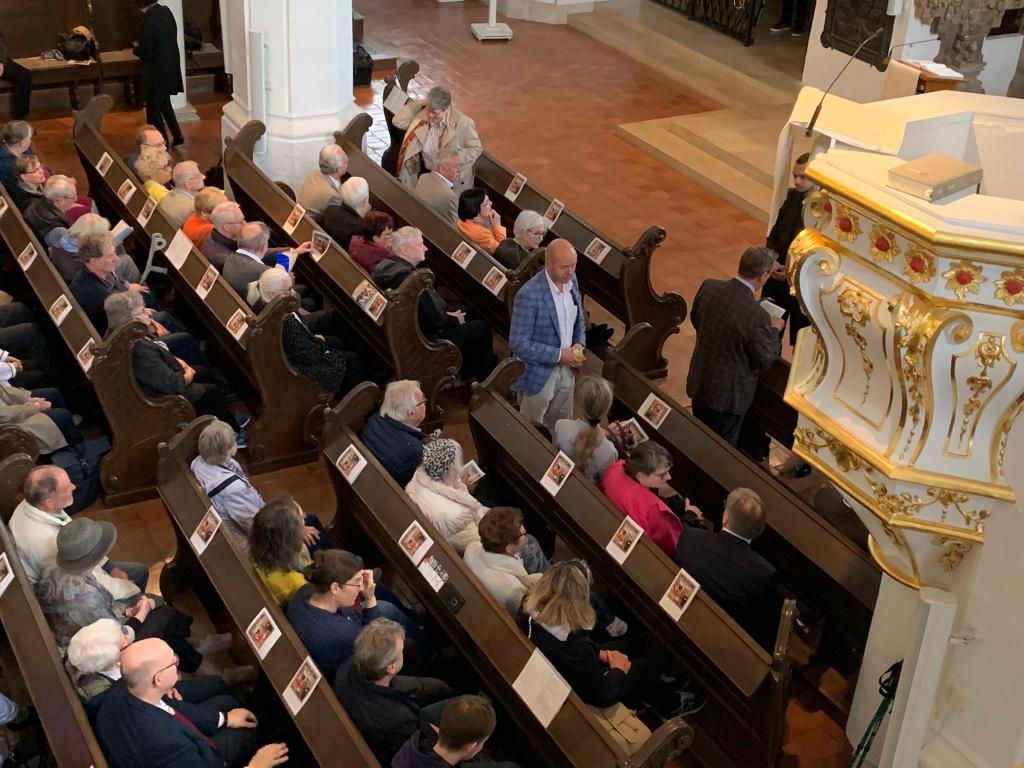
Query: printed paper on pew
283 656 321 716
48 294 72 327
584 237 611 265
0 553 14 599
164 229 193 271
310 230 332 262
137 196 158 227
606 516 644 565
111 220 134 247
513 649 571 728
540 451 575 496
418 554 449 592
96 152 113 177
542 199 565 227
335 444 367 484
195 265 219 300
482 267 507 296
0 195 8 219
638 393 670 430
658 567 700 621
76 339 95 373
225 309 249 342
352 279 388 323
245 607 282 660
117 178 136 206
462 460 485 487
17 244 36 272
384 84 409 113
451 241 475 269
399 520 433 566
505 173 527 202
189 506 222 555
282 204 305 235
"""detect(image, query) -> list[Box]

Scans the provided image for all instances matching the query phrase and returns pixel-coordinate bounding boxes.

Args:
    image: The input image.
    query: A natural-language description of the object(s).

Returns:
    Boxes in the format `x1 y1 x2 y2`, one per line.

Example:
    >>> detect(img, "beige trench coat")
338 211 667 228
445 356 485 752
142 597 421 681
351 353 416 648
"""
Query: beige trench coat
0 386 68 453
392 101 482 193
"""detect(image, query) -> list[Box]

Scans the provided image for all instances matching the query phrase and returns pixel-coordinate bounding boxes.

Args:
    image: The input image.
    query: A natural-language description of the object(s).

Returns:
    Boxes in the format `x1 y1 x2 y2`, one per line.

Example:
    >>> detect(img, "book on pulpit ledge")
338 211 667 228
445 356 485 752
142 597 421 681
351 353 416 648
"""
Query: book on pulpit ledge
887 154 982 202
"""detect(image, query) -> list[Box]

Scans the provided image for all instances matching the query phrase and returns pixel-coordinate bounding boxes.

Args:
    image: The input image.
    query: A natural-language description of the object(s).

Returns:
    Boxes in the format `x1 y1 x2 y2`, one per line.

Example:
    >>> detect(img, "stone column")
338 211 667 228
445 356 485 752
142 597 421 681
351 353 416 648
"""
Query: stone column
220 0 363 191
161 0 199 123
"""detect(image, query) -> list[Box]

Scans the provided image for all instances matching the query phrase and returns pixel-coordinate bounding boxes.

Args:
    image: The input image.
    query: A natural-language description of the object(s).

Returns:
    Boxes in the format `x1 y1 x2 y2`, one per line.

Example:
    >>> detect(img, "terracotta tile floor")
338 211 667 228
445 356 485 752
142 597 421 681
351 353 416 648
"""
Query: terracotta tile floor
21 2 849 763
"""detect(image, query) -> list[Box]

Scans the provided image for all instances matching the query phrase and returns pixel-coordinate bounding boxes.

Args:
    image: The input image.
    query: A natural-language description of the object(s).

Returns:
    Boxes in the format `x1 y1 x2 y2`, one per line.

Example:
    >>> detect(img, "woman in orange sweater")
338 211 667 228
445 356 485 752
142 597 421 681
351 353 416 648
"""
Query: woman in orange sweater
456 187 506 255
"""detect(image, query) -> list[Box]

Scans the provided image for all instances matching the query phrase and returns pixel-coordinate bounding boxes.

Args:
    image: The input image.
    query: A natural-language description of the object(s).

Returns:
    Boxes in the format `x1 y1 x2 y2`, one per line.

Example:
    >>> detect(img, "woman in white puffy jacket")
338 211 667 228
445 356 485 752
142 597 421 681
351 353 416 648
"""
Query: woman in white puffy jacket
404 438 487 553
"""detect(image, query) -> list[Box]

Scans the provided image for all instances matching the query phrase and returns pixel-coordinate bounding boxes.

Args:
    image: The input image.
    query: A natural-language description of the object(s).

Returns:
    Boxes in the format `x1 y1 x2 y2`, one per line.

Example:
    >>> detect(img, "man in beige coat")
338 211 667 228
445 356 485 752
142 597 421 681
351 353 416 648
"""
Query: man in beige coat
0 384 78 455
393 86 481 193
297 144 348 218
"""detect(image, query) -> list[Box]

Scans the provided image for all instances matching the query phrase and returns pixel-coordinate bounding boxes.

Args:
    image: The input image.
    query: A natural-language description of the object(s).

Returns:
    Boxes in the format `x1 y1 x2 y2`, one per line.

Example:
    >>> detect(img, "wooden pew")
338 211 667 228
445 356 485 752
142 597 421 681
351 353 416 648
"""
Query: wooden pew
221 120 460 428
381 61 686 379
0 184 194 503
747 358 798 450
0 426 37 522
335 116 542 334
322 386 694 768
155 417 381 767
0 518 109 767
602 324 879 651
468 361 796 768
73 95 330 472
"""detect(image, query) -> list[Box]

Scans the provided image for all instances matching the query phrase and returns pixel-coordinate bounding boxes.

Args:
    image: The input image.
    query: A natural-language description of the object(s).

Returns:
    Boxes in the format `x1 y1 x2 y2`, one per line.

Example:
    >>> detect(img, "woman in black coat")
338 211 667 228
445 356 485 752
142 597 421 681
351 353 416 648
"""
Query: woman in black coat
134 0 185 146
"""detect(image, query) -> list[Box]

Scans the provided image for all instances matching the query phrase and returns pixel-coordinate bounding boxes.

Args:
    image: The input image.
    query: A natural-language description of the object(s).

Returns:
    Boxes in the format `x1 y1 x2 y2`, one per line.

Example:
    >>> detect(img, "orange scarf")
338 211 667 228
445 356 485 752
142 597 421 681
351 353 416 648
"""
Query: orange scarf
395 116 427 178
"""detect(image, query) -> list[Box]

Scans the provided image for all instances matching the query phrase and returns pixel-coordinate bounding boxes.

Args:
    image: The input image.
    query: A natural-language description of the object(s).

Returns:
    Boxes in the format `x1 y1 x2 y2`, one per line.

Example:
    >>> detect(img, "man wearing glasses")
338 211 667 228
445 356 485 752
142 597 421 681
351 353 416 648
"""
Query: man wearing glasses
95 637 289 768
361 379 433 487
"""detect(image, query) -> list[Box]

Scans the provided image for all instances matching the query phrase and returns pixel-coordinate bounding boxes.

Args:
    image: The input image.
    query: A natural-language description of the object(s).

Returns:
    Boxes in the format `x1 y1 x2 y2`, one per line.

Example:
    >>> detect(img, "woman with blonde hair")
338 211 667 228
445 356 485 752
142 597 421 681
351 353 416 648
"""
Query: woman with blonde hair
553 375 618 482
518 560 702 720
182 186 227 247
135 147 173 202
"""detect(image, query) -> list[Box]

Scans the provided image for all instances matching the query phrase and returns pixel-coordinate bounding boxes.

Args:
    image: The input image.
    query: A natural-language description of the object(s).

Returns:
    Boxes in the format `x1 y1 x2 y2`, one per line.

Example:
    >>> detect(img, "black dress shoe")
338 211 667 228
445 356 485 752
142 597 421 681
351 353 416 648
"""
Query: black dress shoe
171 135 186 147
794 461 812 479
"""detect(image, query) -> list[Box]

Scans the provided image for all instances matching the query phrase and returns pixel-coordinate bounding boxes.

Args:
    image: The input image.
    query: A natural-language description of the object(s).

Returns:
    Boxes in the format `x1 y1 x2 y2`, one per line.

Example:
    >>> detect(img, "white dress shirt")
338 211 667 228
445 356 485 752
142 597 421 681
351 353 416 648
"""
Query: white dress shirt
546 272 577 349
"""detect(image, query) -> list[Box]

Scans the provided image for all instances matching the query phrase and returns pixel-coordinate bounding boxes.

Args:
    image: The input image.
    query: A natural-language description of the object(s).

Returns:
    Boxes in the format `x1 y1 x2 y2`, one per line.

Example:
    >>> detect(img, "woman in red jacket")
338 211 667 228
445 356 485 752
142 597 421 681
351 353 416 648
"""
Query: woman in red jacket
599 441 685 556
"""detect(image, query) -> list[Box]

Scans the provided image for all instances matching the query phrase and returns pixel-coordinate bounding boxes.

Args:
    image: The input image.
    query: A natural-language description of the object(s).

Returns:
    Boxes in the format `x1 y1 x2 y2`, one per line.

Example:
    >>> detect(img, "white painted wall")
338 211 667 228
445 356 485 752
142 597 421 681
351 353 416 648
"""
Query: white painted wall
802 0 1023 101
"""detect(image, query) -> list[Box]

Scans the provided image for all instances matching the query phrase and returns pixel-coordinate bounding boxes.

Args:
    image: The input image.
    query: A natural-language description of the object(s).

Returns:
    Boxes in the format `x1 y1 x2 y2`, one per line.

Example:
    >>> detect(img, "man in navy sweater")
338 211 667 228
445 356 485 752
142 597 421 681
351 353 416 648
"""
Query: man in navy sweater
361 380 431 487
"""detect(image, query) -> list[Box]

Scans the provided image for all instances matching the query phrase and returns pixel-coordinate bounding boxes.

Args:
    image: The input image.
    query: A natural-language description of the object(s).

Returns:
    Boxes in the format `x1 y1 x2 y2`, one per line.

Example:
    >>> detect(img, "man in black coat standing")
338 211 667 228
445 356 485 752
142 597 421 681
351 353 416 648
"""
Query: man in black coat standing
134 0 185 146
674 488 781 651
0 32 31 120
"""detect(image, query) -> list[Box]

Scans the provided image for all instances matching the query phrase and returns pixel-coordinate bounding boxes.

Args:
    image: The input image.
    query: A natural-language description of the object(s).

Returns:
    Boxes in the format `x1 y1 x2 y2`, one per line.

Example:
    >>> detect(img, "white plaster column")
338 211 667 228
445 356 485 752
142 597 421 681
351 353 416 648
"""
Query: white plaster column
220 0 363 192
161 0 199 123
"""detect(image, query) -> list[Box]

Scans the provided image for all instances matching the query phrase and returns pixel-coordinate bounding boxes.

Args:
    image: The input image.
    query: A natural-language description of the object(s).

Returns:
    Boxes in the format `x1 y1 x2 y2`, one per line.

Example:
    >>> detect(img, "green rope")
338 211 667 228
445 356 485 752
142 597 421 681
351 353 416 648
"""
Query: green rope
850 661 902 768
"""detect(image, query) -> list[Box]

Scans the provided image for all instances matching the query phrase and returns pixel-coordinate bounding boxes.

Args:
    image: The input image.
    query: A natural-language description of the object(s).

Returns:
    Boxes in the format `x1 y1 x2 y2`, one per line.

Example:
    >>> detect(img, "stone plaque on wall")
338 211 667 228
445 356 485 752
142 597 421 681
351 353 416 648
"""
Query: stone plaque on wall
820 0 896 71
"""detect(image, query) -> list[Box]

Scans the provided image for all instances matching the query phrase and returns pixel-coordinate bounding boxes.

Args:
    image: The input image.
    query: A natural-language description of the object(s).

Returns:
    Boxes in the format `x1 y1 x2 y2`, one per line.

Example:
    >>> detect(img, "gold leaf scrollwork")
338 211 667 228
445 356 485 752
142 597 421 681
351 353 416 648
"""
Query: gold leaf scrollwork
894 301 929 460
868 478 931 519
831 203 861 243
942 259 987 301
808 191 833 226
868 224 900 263
996 398 1024 479
837 287 874 405
931 535 972 573
794 426 870 473
903 246 936 285
959 335 1003 444
994 269 1024 307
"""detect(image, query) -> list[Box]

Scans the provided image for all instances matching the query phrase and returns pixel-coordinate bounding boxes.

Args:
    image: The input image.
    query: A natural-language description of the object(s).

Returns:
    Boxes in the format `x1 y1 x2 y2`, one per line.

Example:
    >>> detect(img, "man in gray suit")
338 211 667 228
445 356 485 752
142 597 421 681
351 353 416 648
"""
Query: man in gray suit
297 144 348 218
156 160 205 229
686 246 785 446
413 149 459 224
224 221 313 305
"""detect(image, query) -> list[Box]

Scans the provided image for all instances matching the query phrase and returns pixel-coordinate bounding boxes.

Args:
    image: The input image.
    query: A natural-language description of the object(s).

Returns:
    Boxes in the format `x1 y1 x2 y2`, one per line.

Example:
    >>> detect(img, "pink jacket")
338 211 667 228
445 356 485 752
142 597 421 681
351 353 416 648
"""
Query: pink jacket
599 460 681 556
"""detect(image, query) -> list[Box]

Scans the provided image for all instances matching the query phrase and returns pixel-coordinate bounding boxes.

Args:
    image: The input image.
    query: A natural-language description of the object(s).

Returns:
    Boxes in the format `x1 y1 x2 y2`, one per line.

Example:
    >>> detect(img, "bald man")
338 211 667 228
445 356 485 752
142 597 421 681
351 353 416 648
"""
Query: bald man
95 638 287 768
157 161 206 229
509 238 586 431
9 466 148 595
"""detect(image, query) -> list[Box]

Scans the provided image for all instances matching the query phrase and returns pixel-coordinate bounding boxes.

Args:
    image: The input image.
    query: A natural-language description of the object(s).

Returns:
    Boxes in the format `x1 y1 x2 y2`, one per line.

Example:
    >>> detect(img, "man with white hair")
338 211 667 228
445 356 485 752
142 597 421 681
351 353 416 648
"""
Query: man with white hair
393 85 482 192
360 380 431 487
298 144 348 217
24 174 78 247
374 226 497 384
201 201 246 270
223 221 275 296
49 212 141 284
413 148 459 223
156 160 206 229
322 176 370 249
10 466 148 595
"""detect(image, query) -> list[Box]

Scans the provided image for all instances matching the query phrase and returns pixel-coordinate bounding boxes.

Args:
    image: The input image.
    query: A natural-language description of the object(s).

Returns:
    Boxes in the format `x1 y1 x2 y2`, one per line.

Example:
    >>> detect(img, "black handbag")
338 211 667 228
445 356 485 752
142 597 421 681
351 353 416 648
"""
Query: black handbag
58 26 98 61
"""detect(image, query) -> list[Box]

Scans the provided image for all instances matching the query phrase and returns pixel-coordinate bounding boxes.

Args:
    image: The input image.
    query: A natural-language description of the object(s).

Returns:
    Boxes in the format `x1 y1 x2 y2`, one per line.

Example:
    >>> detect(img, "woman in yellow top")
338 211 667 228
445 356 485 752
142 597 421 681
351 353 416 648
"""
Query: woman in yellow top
134 146 173 203
456 187 506 255
249 494 327 606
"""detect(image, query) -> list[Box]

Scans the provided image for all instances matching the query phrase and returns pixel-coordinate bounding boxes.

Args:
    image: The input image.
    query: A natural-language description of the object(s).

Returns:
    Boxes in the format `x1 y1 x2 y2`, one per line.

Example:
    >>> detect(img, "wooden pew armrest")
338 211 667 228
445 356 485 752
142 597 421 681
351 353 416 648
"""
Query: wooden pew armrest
623 717 696 768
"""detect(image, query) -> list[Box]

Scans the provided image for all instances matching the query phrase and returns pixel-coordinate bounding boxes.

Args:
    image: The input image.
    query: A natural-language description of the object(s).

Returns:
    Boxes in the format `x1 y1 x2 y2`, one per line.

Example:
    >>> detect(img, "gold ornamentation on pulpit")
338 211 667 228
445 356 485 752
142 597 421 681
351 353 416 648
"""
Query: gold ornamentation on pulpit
933 535 971 572
869 224 900 263
942 259 986 300
903 246 936 284
838 287 874 404
831 203 861 242
994 269 1024 307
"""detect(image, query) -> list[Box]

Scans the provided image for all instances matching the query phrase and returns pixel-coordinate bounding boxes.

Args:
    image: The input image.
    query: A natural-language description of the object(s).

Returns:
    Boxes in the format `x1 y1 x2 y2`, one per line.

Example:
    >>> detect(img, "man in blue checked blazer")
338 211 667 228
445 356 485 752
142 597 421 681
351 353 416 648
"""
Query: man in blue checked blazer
509 239 586 431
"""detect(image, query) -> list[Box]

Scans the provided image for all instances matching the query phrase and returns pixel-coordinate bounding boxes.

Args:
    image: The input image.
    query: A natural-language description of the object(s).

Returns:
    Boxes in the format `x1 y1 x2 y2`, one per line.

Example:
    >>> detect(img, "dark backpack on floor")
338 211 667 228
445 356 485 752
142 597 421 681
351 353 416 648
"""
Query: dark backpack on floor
353 44 373 86
50 436 110 514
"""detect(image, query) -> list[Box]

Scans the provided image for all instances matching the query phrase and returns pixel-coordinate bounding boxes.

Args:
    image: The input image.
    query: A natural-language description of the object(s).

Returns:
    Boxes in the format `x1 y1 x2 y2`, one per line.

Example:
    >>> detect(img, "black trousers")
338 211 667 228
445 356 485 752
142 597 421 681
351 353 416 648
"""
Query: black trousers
436 319 497 382
0 303 55 385
185 366 237 427
144 89 182 143
691 400 743 447
1 58 31 119
762 274 810 347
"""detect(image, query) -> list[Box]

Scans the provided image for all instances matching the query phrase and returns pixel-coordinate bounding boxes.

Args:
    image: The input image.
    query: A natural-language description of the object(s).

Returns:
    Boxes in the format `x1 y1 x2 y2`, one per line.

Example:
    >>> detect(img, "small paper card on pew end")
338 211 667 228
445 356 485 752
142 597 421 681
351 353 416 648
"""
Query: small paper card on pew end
606 516 644 565
638 393 670 430
540 451 575 496
336 444 367 483
418 554 449 592
282 204 305 235
137 196 158 227
505 173 527 202
189 507 222 555
399 520 433 566
0 553 14 599
659 568 701 621
164 229 193 271
246 607 282 660
282 656 321 716
513 649 571 728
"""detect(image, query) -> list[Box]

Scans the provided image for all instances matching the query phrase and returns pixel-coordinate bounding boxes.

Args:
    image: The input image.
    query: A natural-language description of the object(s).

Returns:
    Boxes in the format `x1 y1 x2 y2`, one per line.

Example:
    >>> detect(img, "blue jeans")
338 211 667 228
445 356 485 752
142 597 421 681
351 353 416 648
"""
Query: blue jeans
103 560 150 593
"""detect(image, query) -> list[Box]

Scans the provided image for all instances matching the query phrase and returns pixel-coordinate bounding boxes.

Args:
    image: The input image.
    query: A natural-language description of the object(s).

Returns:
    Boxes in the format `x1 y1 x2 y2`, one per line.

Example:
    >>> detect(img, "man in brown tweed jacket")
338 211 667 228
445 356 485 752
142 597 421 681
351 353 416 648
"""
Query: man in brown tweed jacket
686 247 785 446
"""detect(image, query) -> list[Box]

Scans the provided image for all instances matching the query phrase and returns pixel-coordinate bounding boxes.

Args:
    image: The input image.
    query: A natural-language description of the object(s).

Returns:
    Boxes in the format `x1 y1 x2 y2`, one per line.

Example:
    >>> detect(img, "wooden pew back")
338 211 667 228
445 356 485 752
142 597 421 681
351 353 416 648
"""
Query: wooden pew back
322 386 694 768
155 417 380 767
468 361 795 768
0 183 195 502
602 324 879 638
221 120 460 428
0 426 37 521
73 95 329 472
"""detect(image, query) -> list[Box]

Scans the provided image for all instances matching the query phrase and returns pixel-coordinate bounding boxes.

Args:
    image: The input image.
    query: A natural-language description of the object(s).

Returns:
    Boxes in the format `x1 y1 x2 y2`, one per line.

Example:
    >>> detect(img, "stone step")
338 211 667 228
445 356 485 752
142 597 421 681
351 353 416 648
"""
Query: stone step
617 117 772 222
568 5 799 110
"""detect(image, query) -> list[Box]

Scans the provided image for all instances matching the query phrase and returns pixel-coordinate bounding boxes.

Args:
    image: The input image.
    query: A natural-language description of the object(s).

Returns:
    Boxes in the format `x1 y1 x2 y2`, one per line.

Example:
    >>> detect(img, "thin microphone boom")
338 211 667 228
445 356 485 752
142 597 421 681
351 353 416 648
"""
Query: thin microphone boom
887 37 941 59
805 27 884 138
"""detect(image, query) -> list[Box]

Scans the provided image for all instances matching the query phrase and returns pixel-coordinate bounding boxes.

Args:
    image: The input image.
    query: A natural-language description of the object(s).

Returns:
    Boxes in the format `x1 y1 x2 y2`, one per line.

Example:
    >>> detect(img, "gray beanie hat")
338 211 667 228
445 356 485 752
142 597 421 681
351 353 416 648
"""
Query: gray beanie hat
56 518 117 574
422 438 459 482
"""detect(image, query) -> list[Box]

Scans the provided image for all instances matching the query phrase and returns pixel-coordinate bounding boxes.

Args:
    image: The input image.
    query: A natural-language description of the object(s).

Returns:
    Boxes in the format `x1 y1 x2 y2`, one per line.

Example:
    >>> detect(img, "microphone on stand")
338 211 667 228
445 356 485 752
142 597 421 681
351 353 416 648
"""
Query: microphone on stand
886 37 941 63
805 27 885 138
